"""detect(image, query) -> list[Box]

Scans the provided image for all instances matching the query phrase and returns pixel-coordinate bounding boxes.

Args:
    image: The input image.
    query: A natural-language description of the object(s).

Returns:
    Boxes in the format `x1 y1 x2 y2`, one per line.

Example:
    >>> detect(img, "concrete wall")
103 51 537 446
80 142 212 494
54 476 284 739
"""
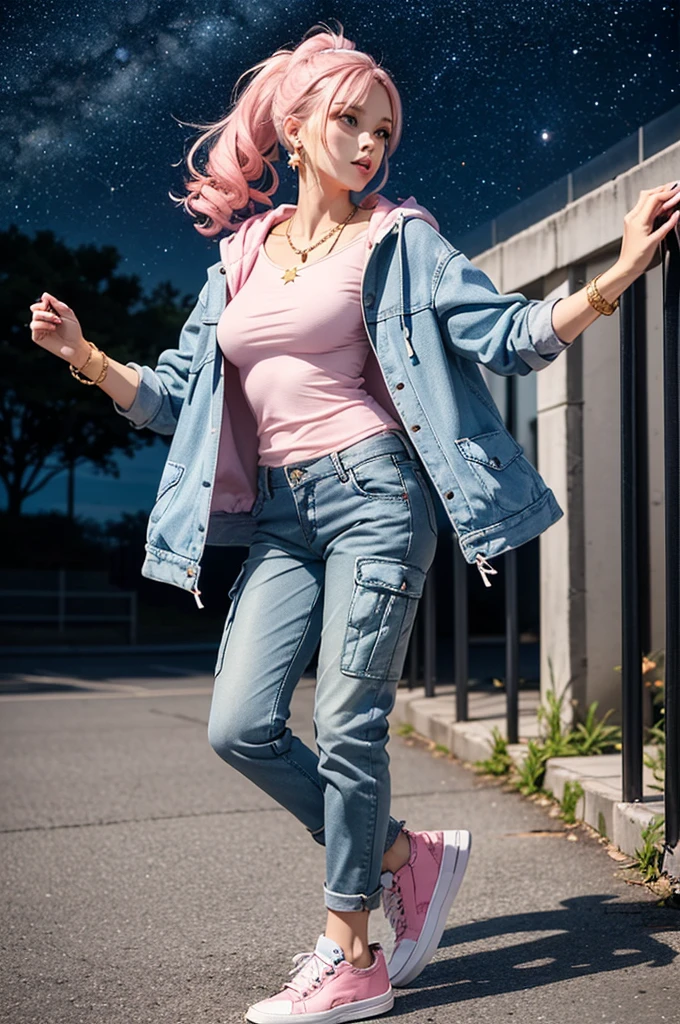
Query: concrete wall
470 139 679 720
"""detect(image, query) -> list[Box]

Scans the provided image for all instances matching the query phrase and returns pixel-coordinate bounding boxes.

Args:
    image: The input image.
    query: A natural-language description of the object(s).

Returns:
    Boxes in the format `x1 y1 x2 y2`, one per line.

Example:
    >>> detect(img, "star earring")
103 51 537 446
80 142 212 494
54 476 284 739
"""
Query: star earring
287 139 304 170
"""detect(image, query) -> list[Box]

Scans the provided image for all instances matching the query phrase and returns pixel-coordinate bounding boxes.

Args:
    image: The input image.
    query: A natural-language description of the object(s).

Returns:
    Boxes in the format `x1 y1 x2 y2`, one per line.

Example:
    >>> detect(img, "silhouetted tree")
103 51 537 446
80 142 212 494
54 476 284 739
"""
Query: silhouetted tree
0 225 193 517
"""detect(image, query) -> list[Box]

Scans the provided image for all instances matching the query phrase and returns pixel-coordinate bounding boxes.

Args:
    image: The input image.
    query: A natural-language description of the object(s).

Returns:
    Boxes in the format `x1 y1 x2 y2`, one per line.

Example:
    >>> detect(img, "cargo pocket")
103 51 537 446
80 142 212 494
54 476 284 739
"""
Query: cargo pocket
214 564 248 678
341 557 427 681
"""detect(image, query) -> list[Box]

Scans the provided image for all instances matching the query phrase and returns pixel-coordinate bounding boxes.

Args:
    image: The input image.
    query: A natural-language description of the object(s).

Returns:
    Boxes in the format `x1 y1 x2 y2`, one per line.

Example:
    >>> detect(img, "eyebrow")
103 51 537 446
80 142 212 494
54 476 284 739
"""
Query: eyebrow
335 103 393 125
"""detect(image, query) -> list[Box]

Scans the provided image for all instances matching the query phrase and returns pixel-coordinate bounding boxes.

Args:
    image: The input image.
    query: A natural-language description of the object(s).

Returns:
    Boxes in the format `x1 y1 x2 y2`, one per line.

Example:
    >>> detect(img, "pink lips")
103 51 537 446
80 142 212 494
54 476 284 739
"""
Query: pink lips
352 157 372 174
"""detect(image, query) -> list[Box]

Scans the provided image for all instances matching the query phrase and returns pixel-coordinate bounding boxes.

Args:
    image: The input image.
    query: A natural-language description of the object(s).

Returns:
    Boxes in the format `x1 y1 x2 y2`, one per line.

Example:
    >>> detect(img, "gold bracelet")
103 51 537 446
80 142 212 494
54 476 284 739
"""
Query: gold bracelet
586 275 619 316
69 341 109 386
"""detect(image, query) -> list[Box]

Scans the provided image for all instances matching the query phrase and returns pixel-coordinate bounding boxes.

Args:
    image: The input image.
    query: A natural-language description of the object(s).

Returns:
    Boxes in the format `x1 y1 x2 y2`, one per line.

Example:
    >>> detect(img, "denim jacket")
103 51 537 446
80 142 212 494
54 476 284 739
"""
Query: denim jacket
113 195 569 607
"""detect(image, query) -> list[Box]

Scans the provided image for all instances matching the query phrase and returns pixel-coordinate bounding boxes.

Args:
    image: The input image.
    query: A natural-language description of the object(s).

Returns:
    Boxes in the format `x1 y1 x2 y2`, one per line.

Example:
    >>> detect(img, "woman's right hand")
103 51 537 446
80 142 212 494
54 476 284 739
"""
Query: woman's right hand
29 292 90 367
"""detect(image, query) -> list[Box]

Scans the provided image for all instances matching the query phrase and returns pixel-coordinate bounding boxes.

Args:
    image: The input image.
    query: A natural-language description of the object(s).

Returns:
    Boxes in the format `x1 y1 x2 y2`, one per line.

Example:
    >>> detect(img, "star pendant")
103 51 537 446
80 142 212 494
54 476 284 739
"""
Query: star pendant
282 265 300 284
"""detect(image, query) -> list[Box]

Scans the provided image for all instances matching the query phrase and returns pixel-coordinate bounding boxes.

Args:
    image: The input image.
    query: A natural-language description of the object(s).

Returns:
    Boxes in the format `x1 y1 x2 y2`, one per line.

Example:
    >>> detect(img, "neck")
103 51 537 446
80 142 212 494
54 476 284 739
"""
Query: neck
289 179 357 244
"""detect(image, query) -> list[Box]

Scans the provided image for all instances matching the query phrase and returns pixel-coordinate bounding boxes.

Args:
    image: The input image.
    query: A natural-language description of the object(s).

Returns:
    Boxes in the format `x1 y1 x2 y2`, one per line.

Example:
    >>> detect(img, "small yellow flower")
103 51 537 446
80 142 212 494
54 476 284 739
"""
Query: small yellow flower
642 656 657 674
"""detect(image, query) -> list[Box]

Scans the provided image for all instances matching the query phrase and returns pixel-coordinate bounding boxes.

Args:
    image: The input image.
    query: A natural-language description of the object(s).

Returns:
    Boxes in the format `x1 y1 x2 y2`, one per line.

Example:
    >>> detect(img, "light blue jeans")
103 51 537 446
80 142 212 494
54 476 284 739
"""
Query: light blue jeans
207 429 439 912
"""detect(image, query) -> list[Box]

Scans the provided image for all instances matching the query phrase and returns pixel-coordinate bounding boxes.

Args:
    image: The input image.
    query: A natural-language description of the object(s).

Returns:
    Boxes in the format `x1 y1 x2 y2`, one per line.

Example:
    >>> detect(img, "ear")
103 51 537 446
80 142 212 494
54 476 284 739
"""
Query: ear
281 114 303 150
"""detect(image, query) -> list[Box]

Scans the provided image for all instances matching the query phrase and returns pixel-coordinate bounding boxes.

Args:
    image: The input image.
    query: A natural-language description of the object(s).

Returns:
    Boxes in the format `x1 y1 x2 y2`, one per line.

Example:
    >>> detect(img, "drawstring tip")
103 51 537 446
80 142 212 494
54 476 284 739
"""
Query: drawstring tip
403 328 419 364
192 588 205 610
475 554 498 588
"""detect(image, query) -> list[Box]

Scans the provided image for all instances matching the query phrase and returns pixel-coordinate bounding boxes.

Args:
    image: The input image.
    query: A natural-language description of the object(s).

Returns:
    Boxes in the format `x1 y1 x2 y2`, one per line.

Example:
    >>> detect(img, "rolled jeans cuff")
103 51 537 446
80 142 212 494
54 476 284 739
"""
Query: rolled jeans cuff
323 883 384 913
308 817 406 852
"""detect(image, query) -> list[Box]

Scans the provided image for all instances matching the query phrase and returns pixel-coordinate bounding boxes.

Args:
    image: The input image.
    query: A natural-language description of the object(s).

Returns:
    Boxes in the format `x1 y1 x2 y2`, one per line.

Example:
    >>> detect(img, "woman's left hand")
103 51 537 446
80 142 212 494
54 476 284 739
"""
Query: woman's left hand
617 181 680 277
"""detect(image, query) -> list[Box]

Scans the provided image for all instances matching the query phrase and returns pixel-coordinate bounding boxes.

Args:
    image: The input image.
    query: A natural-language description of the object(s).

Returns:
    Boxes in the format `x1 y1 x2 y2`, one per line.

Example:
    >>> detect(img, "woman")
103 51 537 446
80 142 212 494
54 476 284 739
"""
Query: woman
29 21 679 1024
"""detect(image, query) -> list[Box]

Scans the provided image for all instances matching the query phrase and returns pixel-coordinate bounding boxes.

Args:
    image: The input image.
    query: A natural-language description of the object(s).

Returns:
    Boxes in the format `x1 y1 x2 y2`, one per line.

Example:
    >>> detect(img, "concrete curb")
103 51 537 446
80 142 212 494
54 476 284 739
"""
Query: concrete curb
393 685 671 871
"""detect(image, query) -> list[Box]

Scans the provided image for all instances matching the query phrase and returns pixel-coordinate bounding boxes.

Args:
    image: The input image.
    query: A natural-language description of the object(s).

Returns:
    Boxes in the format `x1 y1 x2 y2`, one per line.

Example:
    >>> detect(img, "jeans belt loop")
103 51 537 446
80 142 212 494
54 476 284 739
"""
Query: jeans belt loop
330 449 349 483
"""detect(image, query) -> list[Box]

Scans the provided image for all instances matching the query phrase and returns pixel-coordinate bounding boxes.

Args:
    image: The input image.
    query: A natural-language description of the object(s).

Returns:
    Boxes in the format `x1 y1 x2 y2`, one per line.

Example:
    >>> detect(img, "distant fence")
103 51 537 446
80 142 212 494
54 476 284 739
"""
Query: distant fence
0 568 138 644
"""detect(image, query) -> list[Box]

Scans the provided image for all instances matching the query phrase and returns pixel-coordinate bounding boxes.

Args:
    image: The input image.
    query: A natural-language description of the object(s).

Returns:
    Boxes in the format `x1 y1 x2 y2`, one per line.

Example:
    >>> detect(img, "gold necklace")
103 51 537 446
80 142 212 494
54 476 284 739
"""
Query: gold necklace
280 205 359 284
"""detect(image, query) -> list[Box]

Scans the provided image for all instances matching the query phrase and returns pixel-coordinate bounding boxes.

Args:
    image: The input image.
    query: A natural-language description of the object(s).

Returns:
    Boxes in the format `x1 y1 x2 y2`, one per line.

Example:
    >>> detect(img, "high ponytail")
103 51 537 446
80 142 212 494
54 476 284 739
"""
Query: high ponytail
169 21 402 236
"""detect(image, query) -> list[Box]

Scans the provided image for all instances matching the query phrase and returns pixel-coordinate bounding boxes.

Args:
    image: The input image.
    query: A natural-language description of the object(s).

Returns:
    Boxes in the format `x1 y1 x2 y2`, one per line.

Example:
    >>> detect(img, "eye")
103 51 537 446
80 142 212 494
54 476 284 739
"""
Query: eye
339 114 390 142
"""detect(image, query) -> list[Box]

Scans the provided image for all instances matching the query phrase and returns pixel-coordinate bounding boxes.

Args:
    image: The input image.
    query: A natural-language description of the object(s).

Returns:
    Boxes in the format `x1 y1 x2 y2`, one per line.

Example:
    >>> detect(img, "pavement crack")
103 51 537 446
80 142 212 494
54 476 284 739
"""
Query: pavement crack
147 707 208 726
0 805 287 835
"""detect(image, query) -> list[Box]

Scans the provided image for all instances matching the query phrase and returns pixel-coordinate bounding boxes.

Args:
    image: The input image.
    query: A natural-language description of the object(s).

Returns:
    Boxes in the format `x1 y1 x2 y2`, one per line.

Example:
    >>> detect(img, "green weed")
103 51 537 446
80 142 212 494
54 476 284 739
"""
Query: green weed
474 727 513 777
633 815 665 882
559 780 584 824
396 722 415 737
571 702 621 755
513 740 549 795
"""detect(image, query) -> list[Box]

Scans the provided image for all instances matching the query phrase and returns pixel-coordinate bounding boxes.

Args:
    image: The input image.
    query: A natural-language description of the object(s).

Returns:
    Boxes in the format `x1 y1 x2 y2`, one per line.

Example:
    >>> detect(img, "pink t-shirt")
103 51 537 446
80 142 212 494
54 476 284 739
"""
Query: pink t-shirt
216 229 400 467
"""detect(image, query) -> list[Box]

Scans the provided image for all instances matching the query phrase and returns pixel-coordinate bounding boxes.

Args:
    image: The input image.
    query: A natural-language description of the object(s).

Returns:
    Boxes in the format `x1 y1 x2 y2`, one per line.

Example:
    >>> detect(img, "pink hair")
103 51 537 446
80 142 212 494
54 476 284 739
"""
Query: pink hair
169 21 403 236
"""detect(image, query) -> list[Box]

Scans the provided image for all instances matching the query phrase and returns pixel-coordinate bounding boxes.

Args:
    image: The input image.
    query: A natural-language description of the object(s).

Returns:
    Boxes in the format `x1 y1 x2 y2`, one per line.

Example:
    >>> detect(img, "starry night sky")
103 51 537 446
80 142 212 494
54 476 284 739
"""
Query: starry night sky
3 0 679 519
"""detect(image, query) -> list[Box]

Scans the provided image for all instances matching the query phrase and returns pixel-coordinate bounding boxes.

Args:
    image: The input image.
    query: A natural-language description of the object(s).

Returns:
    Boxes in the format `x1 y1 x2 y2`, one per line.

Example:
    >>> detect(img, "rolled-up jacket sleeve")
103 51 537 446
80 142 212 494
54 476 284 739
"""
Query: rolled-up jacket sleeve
433 250 570 376
112 281 210 435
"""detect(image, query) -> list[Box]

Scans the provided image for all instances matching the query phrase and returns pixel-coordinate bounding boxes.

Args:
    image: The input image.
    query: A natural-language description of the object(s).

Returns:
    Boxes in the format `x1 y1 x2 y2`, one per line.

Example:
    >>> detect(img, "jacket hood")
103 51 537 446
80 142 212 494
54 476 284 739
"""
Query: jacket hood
218 194 439 300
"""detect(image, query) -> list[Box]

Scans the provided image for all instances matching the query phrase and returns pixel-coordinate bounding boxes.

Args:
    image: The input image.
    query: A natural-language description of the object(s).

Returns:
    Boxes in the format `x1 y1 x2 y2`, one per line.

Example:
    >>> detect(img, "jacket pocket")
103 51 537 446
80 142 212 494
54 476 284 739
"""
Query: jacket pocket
455 429 522 470
149 461 185 523
214 564 248 677
341 556 426 681
454 429 536 516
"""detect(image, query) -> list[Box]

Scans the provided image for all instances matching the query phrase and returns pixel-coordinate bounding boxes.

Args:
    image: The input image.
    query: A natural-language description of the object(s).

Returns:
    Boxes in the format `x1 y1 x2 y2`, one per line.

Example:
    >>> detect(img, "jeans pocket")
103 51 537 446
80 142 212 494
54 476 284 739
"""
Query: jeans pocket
347 453 406 501
341 556 427 681
214 564 248 678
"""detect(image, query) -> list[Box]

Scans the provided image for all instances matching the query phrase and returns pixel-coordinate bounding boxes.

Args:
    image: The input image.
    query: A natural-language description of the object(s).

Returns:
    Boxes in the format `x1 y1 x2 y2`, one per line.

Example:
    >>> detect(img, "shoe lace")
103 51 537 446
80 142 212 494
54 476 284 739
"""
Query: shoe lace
382 877 407 940
283 951 335 997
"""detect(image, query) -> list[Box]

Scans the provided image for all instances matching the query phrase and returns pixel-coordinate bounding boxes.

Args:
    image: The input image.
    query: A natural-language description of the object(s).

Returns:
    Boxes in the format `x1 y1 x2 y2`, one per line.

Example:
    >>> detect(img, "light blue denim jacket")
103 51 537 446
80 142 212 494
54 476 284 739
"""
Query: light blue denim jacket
113 196 569 606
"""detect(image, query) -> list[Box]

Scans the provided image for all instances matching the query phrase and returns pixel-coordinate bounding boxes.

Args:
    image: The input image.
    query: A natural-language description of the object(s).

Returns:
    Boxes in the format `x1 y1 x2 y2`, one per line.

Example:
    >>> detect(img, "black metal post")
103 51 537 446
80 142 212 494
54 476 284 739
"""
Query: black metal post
423 563 437 697
620 276 647 803
504 377 520 743
505 548 519 744
662 223 680 856
453 541 469 721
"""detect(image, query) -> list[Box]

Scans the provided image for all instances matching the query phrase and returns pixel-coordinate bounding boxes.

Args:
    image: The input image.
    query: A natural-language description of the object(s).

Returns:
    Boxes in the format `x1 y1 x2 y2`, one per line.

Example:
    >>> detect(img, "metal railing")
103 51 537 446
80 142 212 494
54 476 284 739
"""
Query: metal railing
0 568 138 644
620 218 680 862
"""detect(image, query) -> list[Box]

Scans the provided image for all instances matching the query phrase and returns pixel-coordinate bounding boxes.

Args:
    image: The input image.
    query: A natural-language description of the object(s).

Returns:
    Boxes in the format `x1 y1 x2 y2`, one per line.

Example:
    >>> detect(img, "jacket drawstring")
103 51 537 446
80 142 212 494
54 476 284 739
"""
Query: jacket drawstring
397 213 419 366
475 554 498 588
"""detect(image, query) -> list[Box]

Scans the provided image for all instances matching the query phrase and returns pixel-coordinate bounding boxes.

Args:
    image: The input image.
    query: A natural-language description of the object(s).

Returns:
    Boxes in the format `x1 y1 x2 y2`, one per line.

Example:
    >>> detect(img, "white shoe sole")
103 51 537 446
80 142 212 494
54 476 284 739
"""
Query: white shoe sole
245 987 394 1024
388 828 472 987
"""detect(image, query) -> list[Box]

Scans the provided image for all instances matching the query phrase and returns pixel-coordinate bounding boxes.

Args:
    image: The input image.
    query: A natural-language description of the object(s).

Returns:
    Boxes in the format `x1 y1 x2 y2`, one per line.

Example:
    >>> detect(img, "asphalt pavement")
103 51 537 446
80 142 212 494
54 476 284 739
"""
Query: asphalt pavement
1 654 678 1024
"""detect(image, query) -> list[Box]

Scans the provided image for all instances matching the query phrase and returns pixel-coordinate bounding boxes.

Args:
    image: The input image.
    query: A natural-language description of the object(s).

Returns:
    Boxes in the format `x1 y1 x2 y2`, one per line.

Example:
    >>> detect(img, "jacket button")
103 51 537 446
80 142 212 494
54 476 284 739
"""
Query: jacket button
186 568 195 577
446 491 454 500
202 481 211 487
395 382 405 390
411 425 421 432
365 292 375 307
219 266 226 275
491 456 501 467
198 524 205 533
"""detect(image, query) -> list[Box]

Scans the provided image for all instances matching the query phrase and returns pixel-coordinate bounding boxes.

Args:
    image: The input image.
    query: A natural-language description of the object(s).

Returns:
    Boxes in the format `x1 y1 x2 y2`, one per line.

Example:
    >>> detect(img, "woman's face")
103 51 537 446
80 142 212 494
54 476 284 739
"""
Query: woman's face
299 79 393 195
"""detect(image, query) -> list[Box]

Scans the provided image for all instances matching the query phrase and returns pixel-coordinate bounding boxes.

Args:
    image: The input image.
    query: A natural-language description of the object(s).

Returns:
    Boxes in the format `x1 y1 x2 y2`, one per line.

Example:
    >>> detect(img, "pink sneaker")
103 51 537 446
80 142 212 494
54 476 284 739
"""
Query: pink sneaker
381 828 471 986
245 934 394 1024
